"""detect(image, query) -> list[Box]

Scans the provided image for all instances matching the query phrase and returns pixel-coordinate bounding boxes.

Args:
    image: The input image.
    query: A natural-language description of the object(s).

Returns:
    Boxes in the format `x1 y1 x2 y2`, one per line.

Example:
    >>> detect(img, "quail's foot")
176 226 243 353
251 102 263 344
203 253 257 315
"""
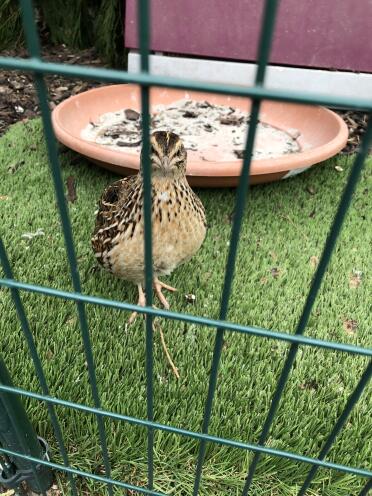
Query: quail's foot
128 279 177 324
128 284 146 325
153 277 177 310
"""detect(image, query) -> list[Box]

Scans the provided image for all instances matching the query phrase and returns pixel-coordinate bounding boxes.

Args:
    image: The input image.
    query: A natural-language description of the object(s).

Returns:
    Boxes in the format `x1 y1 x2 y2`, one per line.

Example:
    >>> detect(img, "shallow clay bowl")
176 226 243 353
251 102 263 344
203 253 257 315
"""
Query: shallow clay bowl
52 84 348 187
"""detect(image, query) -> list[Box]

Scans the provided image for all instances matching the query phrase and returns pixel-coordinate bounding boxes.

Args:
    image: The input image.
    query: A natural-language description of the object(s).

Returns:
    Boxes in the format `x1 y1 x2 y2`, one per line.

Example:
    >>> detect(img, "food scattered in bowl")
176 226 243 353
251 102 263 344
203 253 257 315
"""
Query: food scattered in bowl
81 99 300 162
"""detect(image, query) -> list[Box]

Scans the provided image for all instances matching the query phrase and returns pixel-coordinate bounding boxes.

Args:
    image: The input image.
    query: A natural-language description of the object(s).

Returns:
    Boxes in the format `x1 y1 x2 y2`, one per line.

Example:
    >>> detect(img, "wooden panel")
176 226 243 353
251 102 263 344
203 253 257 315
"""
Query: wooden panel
125 0 372 73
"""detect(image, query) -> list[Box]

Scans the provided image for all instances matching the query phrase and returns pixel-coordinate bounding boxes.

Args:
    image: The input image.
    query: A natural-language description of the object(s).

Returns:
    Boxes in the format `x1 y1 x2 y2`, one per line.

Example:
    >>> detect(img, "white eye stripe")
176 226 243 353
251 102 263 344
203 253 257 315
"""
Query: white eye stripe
151 154 162 166
151 139 163 157
169 142 184 156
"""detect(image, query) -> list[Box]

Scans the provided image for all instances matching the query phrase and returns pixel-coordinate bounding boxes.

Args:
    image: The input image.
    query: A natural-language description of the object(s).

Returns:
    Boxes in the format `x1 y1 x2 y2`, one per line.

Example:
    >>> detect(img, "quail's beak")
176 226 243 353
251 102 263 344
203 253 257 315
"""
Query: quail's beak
161 156 171 170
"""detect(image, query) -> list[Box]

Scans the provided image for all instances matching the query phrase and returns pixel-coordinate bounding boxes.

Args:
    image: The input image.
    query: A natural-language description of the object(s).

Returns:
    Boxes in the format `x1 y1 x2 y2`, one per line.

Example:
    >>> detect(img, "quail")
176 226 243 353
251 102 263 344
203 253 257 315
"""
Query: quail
92 131 206 322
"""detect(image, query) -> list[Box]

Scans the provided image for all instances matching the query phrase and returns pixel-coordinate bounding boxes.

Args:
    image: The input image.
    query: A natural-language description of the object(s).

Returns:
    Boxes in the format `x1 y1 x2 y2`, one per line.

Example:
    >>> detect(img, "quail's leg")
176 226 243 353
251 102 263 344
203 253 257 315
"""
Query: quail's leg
128 284 146 324
153 277 177 310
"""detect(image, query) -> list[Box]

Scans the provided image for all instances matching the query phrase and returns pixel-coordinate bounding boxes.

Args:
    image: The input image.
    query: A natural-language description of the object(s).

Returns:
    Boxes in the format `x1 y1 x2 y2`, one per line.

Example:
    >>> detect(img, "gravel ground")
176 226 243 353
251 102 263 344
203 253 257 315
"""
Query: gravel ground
335 109 370 154
0 44 105 137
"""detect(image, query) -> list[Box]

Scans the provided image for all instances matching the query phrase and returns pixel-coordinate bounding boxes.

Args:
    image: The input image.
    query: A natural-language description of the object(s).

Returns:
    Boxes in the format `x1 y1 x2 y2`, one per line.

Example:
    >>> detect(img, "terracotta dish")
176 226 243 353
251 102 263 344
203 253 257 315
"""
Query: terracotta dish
52 84 348 187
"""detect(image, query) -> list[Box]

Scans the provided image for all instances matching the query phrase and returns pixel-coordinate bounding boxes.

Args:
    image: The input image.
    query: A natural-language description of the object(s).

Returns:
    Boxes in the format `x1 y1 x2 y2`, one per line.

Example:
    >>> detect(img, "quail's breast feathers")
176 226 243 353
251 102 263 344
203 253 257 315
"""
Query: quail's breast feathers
92 132 206 284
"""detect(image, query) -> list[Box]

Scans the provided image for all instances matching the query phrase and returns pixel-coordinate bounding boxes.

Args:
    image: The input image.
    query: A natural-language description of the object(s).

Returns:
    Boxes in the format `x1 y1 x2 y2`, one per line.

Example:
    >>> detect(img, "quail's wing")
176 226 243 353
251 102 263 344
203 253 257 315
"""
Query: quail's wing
91 176 141 266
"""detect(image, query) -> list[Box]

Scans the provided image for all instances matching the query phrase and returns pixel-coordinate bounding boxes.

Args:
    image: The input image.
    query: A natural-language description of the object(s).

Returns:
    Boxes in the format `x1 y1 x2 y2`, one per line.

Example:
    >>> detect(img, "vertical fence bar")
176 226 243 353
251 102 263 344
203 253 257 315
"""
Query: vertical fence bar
0 238 78 495
297 360 372 496
359 478 372 496
18 1 113 494
138 0 154 490
192 2 280 494
0 357 52 494
243 117 372 494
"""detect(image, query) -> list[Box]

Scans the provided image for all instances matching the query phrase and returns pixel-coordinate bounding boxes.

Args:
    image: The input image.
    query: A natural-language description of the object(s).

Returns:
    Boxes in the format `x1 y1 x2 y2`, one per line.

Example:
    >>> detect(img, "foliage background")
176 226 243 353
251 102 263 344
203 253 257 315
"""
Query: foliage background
0 0 124 66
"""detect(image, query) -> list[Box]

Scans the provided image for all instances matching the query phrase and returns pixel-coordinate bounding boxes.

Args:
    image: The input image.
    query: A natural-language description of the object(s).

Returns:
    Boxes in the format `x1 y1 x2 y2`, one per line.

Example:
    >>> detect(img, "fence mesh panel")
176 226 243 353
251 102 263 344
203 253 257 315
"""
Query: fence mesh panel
0 0 371 495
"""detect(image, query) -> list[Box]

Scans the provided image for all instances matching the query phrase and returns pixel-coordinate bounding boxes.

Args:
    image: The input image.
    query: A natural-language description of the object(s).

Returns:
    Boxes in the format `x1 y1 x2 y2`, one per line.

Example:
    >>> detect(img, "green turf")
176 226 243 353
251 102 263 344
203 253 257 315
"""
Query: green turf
0 119 371 495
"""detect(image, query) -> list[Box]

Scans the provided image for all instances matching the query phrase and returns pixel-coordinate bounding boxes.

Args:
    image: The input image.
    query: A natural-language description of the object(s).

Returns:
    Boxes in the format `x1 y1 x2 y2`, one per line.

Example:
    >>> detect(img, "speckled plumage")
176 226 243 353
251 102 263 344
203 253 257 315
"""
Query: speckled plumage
91 131 206 316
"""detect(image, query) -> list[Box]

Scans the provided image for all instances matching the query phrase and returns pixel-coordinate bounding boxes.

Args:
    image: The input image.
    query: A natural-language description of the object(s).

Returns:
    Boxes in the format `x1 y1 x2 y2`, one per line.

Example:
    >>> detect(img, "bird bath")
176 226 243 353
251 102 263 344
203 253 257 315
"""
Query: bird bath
52 84 348 187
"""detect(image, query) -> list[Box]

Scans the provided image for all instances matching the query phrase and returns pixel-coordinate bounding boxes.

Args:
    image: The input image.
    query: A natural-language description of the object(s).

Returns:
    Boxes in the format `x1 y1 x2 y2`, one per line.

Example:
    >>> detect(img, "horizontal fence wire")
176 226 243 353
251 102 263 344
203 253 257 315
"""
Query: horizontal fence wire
0 385 371 480
0 0 370 493
0 446 165 496
193 0 280 493
0 56 372 111
1 278 371 358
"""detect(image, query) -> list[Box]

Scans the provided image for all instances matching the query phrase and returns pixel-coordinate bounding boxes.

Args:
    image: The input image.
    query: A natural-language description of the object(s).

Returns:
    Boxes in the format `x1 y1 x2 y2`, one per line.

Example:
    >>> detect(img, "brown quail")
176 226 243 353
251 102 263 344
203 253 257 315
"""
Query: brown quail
91 131 206 322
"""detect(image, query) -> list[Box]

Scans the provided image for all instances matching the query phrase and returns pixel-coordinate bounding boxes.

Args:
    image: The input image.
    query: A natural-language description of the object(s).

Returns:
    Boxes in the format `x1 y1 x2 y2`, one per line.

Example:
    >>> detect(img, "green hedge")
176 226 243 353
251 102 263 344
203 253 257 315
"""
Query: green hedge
0 0 24 51
0 0 125 67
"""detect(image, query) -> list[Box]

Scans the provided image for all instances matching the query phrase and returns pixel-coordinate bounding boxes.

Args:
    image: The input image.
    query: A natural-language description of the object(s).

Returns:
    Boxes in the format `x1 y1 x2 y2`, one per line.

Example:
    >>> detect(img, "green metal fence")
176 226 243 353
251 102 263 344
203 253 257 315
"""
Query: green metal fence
0 0 371 494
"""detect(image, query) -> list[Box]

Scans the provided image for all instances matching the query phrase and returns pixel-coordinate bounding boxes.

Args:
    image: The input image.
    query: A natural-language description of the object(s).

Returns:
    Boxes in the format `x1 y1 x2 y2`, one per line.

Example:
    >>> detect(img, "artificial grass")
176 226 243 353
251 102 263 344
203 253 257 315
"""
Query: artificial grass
0 118 371 495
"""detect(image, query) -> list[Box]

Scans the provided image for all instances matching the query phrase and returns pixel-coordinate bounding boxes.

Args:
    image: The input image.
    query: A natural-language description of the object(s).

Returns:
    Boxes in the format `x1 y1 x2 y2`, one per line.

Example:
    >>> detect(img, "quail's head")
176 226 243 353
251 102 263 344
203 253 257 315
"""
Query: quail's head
141 131 187 178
